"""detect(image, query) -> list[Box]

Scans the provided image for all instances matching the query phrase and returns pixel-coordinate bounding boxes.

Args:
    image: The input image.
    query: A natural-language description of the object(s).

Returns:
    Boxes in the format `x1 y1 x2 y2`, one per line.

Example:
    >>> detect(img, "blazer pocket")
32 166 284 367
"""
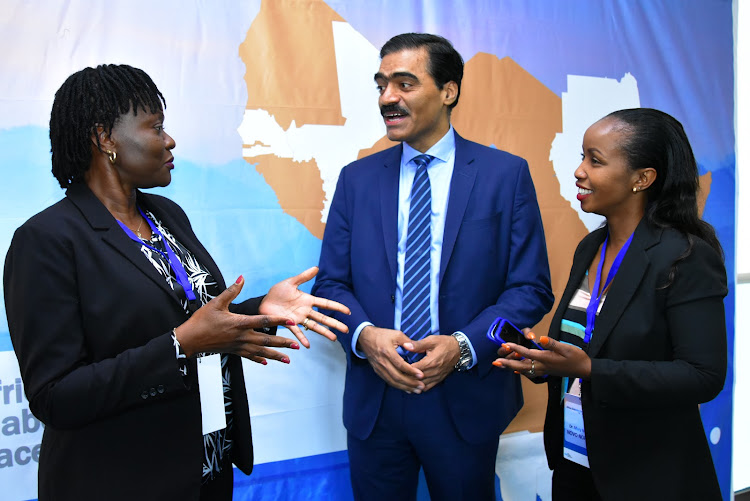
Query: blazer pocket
460 211 503 231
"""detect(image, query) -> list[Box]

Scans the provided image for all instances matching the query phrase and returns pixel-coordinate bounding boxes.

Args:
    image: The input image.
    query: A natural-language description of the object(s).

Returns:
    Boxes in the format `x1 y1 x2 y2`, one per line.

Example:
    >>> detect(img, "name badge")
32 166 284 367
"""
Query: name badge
563 378 589 468
197 354 227 434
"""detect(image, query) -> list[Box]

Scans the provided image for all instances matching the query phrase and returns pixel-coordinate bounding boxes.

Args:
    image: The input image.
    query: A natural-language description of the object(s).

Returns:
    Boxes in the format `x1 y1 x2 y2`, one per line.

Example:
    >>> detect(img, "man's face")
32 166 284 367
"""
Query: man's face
375 47 455 153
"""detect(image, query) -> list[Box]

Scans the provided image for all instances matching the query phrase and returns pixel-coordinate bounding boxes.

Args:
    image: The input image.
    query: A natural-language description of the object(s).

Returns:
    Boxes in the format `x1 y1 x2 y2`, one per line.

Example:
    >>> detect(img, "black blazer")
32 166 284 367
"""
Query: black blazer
4 183 262 501
543 220 727 501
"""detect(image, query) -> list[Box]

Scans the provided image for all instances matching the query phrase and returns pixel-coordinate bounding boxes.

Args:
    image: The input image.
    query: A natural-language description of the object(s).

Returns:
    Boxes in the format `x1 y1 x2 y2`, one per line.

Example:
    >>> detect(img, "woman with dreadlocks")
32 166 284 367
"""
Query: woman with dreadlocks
3 64 350 500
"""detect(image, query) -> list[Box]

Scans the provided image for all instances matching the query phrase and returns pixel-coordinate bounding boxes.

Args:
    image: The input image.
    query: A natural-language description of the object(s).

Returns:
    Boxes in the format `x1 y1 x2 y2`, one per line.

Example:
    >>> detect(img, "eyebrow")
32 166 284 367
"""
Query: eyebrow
374 71 420 82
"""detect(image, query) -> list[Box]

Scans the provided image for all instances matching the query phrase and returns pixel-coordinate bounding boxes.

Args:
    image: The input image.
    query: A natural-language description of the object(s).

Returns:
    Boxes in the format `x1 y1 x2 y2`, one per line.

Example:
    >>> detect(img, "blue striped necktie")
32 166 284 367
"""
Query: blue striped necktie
401 154 434 361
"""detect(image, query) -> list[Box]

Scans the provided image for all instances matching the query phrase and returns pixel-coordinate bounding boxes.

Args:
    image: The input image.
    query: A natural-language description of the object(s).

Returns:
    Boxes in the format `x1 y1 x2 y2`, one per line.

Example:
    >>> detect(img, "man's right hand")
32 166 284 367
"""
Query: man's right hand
358 326 425 393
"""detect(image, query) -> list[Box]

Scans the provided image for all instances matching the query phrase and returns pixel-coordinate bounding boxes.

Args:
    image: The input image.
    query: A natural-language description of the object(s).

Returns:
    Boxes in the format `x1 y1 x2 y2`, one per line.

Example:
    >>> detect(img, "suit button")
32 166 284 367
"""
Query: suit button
157 385 165 394
150 387 157 397
141 391 149 400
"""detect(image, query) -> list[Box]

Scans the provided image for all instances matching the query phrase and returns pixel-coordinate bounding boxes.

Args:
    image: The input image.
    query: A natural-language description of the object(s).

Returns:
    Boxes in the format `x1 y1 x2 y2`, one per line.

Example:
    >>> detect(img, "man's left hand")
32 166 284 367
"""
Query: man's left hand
408 335 461 392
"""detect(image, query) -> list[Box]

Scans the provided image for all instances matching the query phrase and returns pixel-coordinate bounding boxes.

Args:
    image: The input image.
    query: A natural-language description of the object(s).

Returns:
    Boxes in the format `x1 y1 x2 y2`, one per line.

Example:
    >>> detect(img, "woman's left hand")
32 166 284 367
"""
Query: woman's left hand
492 336 592 380
259 266 351 348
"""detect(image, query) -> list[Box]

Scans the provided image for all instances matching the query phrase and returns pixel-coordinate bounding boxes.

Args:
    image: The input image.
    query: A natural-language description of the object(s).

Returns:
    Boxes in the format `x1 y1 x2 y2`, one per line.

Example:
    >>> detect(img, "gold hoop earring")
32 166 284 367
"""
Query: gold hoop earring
107 150 117 164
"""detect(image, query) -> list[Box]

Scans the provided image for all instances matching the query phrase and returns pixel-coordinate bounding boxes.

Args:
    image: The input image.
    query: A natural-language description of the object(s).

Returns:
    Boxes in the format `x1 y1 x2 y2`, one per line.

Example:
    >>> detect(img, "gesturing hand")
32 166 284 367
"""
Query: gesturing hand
492 334 592 380
259 266 351 348
358 326 425 394
174 275 299 365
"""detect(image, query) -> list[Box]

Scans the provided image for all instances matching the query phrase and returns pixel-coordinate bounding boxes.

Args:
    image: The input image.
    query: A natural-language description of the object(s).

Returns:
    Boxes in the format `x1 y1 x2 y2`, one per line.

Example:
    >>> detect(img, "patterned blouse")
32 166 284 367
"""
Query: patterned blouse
133 209 233 483
558 271 607 398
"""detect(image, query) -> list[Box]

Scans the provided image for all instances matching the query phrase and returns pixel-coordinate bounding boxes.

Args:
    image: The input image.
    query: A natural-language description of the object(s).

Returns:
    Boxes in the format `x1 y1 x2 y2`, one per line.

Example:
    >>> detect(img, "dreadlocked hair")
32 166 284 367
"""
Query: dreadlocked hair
49 64 166 188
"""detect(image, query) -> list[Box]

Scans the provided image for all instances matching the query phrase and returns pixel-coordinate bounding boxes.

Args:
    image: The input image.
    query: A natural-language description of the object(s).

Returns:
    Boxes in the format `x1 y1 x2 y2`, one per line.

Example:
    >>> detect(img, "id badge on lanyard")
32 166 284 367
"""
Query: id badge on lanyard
197 354 227 434
563 378 589 468
561 231 634 468
118 208 225 433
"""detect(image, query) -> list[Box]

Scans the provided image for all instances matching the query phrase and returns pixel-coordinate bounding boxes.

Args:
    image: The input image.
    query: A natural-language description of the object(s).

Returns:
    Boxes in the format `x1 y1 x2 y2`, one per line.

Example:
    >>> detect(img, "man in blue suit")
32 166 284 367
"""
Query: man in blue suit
312 33 553 500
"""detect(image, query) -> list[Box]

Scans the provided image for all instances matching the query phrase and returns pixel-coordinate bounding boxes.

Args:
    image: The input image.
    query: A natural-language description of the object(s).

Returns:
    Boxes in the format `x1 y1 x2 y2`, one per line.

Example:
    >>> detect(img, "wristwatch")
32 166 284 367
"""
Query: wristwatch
451 332 473 372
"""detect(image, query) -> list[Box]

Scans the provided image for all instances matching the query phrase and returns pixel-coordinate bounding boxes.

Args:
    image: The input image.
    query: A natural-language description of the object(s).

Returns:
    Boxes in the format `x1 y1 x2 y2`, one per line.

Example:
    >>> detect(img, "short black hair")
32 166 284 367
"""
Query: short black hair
380 33 464 109
49 64 166 188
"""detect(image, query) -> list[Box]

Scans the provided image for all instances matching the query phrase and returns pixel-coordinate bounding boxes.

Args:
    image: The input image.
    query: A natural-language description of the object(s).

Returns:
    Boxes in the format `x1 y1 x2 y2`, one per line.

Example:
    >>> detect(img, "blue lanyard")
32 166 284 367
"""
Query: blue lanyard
584 232 634 344
117 208 199 307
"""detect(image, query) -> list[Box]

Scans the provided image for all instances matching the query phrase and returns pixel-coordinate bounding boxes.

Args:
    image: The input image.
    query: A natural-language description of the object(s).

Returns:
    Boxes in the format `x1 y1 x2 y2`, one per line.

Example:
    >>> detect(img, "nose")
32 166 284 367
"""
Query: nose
379 83 399 106
573 160 585 181
165 131 176 150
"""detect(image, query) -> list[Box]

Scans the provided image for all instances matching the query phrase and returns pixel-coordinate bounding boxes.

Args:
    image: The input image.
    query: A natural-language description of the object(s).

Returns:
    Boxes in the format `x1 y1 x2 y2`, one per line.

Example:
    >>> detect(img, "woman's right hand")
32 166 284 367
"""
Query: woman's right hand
173 275 299 365
494 327 536 360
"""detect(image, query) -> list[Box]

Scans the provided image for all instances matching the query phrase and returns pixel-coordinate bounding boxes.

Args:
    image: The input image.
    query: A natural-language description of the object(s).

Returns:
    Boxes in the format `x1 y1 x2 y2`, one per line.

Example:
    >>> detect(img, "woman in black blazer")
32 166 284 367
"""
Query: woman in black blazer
3 64 349 501
493 108 727 500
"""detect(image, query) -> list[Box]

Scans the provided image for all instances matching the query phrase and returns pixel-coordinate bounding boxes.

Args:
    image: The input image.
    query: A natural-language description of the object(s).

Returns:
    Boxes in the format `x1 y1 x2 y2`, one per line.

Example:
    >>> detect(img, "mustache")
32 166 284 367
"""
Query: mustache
380 104 409 116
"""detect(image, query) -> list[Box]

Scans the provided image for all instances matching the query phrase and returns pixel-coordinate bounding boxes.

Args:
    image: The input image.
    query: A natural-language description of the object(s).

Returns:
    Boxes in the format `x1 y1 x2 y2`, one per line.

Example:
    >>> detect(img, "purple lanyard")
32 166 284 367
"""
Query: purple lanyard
117 208 198 305
584 232 634 344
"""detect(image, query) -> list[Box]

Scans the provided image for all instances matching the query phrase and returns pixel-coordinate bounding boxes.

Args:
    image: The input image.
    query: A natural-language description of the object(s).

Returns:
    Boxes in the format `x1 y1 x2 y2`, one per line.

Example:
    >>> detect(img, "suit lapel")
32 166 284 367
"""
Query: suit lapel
380 144 403 281
440 132 477 284
587 220 660 357
66 184 192 308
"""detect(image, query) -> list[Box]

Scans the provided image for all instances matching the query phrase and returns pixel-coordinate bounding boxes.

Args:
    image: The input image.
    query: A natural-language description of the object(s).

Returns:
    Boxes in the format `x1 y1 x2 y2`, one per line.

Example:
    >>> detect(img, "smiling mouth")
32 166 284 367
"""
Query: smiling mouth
381 106 408 125
576 187 592 201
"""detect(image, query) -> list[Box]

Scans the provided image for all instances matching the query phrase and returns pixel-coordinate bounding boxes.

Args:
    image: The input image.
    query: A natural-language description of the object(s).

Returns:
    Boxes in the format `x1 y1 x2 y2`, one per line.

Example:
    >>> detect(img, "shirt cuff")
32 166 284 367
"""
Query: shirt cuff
351 322 373 359
454 331 477 369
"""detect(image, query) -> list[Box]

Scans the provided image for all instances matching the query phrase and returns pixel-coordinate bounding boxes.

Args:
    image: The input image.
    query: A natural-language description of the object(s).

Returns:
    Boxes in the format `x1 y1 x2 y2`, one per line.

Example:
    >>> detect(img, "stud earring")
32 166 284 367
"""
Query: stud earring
632 186 638 193
107 150 117 164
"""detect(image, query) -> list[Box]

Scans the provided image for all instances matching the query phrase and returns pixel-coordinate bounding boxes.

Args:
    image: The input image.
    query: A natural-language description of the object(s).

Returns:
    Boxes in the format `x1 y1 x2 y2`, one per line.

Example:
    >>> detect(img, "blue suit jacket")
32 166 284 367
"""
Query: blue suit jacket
313 131 553 444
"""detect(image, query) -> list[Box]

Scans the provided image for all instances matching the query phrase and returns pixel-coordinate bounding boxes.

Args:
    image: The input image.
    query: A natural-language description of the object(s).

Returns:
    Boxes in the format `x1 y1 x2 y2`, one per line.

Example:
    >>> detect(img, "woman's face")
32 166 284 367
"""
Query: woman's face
574 118 641 218
109 107 176 190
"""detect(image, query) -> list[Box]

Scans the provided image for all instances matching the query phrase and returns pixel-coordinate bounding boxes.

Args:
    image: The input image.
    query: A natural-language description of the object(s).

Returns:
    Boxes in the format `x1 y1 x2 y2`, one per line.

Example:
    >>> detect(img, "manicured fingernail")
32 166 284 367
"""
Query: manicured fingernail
286 320 295 326
235 275 243 284
261 359 267 365
501 343 510 350
492 360 503 367
514 371 520 374
528 332 535 339
290 342 300 350
282 357 290 364
540 336 550 345
413 389 422 394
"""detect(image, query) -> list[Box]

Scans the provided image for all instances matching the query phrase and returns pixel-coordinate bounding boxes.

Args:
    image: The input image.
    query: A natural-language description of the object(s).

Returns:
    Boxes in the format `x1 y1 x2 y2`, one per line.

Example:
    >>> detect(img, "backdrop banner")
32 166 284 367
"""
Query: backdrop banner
0 1 735 500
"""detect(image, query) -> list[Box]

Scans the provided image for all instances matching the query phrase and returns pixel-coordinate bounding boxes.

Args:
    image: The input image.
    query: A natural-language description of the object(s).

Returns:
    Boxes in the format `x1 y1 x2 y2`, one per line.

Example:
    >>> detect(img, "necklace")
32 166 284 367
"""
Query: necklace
133 217 144 238
120 216 144 238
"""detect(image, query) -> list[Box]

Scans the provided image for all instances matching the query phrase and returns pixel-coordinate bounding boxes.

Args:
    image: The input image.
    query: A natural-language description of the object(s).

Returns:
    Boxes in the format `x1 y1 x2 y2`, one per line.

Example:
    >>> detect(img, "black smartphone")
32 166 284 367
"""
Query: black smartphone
486 317 543 350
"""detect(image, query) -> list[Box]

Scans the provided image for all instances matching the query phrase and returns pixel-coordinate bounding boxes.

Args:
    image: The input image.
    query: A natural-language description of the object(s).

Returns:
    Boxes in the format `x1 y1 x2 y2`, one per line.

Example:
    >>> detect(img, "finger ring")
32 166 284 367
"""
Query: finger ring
527 360 536 376
302 318 310 330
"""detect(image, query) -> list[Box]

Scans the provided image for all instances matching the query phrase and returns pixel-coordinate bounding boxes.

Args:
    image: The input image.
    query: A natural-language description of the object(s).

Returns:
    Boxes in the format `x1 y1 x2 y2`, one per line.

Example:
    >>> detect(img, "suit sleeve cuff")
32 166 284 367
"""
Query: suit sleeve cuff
351 322 373 359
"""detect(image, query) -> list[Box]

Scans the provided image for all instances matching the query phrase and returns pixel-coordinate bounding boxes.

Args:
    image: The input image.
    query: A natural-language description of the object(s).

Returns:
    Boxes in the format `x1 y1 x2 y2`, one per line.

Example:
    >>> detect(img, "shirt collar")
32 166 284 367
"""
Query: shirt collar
402 126 455 166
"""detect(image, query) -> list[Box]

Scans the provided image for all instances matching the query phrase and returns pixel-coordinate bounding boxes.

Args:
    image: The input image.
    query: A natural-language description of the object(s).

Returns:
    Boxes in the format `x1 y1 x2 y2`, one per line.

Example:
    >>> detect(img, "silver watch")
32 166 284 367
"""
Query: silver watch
451 332 473 372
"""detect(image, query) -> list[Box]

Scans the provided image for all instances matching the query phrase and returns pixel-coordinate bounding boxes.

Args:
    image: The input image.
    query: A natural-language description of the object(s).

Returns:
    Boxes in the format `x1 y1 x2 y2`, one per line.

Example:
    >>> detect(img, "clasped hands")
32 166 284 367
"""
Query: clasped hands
491 328 592 380
174 266 350 365
357 326 460 394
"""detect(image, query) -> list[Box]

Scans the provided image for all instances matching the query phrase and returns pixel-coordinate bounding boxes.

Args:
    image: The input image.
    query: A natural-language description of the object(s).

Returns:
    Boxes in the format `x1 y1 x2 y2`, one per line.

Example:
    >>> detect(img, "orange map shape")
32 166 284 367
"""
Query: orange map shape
240 1 713 432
